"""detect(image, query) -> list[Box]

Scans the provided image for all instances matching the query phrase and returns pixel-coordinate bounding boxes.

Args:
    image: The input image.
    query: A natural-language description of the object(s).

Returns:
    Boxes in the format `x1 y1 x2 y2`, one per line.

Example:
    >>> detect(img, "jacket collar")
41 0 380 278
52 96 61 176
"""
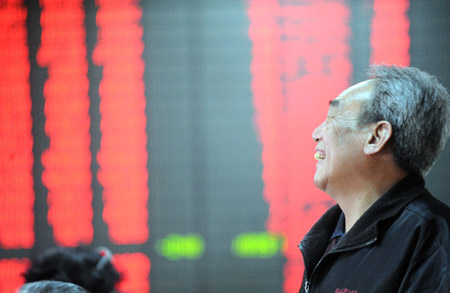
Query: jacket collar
339 173 425 248
299 173 426 272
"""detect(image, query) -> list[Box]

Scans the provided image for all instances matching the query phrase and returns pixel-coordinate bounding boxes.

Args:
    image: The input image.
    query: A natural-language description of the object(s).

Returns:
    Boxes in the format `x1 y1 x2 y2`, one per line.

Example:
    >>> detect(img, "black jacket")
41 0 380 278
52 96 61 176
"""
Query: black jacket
299 174 450 292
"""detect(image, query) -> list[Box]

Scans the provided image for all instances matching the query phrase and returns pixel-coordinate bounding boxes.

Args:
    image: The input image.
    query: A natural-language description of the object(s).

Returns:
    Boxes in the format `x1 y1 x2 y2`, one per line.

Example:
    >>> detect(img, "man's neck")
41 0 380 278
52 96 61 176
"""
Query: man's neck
332 170 408 233
340 188 381 233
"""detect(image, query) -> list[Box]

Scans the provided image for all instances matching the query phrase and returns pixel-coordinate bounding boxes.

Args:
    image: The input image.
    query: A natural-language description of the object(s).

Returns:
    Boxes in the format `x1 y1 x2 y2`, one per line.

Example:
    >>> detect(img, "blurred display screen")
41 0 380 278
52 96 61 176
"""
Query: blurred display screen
0 0 449 292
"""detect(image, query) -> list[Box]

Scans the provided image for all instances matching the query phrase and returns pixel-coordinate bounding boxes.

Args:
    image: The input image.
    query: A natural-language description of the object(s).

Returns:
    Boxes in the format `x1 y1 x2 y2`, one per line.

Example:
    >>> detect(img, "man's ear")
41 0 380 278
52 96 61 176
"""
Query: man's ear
364 121 392 155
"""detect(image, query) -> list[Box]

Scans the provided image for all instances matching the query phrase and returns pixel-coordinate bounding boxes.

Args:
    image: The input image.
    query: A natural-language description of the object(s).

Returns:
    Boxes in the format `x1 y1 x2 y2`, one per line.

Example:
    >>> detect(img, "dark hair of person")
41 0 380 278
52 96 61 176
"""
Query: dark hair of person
23 246 120 293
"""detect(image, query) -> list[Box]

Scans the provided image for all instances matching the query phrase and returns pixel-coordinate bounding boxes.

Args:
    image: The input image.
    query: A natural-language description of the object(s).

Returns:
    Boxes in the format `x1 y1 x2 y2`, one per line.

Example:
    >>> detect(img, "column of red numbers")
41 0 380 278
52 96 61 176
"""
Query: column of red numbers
93 0 149 246
0 0 34 249
93 1 150 290
248 1 351 292
38 0 93 246
371 0 410 65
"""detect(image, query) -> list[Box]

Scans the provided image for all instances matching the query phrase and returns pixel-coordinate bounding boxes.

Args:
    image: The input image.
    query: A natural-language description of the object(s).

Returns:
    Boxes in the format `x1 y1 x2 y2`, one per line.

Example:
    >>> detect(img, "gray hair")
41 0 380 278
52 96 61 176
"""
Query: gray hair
358 65 450 175
19 280 89 293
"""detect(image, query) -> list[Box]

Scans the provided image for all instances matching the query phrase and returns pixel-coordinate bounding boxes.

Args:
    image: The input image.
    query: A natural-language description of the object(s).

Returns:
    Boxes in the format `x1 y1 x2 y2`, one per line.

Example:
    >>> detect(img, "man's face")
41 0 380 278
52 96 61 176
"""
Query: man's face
312 80 375 194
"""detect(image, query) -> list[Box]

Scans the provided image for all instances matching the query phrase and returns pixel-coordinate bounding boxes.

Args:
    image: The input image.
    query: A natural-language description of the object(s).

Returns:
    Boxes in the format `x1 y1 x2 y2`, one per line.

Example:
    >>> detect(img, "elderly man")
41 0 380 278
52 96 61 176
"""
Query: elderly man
299 65 450 292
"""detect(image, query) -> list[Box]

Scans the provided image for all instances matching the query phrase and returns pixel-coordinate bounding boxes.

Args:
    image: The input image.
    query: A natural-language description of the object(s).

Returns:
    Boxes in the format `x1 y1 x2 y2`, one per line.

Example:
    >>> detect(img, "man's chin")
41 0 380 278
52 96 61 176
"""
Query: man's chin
313 176 327 191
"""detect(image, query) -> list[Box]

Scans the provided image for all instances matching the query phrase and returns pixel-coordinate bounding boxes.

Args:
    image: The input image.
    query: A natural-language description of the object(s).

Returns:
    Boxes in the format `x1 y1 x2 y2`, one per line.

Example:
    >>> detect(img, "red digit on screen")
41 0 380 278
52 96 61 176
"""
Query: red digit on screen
0 258 29 292
0 0 34 249
93 0 149 245
38 0 93 246
113 253 151 293
371 0 410 65
248 1 351 291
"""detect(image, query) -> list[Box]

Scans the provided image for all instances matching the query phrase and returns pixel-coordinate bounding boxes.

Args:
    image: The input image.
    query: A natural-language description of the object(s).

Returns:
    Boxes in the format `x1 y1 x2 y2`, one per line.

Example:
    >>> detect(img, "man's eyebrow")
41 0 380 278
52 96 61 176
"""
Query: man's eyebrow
329 99 340 107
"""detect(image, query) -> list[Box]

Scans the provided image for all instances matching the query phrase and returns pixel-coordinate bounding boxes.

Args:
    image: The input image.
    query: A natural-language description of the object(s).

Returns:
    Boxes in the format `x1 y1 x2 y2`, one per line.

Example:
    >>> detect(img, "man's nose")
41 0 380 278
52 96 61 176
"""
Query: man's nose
312 123 323 142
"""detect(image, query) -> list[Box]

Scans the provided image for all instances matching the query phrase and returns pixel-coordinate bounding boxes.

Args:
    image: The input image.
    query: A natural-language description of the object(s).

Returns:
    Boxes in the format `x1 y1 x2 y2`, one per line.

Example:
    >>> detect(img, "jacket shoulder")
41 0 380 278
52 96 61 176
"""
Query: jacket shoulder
406 191 450 225
403 191 450 254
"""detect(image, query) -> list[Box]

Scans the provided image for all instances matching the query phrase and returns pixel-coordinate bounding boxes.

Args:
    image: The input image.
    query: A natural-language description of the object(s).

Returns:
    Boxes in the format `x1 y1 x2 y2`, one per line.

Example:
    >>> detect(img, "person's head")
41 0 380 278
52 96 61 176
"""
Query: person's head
18 280 89 293
312 65 450 193
359 65 450 175
23 246 120 293
312 79 376 193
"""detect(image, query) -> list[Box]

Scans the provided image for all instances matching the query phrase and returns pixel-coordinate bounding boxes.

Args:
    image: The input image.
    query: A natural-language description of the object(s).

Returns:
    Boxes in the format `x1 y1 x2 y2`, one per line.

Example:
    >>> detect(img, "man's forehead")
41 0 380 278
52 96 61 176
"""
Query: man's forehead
332 79 375 104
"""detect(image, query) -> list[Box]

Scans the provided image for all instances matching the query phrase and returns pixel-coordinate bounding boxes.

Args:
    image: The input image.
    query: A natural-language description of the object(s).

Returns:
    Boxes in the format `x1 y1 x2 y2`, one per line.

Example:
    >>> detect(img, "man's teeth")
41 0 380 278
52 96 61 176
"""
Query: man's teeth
314 152 326 160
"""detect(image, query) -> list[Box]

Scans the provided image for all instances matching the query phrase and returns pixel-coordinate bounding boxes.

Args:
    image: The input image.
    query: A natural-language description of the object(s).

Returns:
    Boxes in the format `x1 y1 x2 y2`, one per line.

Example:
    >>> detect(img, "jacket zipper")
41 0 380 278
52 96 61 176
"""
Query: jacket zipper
299 237 377 292
299 244 312 293
304 280 310 293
